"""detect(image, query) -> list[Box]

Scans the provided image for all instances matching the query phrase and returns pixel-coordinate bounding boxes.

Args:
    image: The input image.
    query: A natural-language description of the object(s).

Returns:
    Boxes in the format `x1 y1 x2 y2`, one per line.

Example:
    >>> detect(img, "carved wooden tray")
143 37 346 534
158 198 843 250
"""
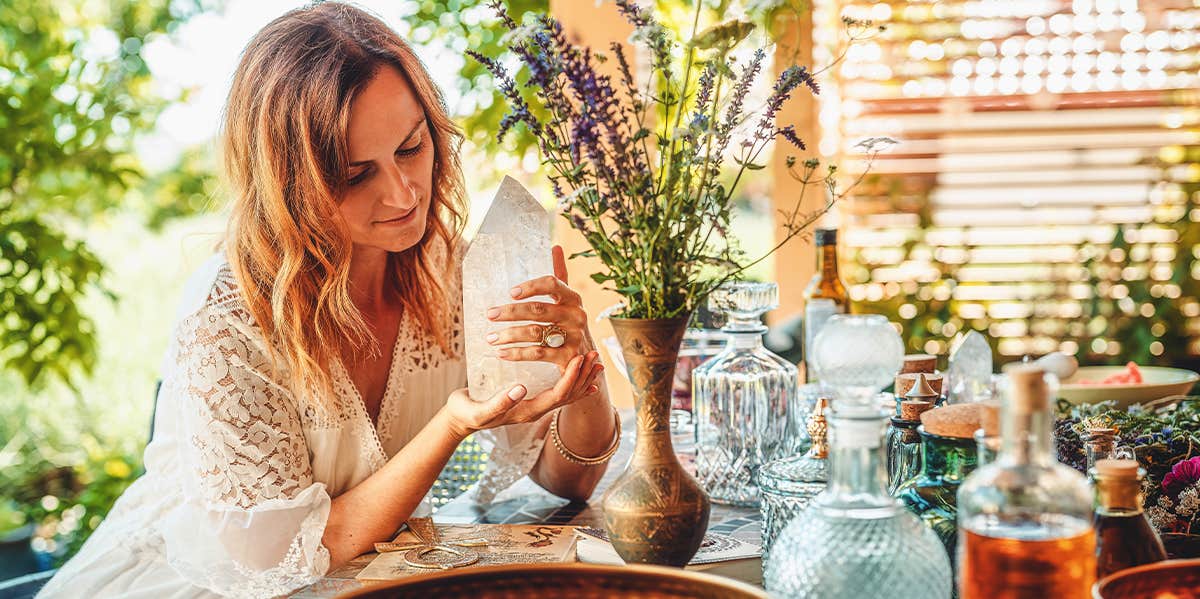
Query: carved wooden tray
338 563 766 599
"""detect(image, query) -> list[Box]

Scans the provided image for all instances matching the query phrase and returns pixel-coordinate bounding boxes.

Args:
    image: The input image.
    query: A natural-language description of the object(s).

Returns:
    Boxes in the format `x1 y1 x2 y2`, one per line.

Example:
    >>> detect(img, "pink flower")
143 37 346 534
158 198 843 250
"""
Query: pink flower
1163 456 1200 496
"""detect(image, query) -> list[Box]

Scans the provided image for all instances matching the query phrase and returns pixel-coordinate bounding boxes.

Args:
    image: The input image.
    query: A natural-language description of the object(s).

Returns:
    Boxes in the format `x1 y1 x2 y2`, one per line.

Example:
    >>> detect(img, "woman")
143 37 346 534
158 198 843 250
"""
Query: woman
38 4 617 598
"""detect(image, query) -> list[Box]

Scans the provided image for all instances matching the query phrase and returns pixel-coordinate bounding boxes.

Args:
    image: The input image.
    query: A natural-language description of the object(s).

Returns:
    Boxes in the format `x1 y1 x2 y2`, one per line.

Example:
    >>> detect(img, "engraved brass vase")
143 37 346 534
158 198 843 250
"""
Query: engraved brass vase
602 317 711 567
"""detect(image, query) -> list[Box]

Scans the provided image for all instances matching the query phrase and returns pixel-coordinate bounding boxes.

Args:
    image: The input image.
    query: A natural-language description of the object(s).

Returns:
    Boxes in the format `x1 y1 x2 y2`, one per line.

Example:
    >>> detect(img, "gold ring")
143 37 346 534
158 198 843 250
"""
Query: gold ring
540 324 567 348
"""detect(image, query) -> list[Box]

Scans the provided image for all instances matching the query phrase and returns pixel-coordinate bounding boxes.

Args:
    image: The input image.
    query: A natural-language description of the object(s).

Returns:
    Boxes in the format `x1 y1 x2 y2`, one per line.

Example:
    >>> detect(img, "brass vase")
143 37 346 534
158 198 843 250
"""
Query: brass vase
602 317 711 567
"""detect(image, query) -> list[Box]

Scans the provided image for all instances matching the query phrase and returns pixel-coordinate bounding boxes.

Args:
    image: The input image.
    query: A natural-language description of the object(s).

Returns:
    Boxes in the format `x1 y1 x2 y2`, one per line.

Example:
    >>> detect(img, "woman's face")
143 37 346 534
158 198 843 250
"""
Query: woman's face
340 65 434 255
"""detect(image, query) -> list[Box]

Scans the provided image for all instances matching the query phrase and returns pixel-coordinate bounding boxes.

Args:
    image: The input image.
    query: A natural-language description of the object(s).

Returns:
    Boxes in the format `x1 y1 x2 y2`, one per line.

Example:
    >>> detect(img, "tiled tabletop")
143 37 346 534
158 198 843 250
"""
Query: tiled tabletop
292 411 761 597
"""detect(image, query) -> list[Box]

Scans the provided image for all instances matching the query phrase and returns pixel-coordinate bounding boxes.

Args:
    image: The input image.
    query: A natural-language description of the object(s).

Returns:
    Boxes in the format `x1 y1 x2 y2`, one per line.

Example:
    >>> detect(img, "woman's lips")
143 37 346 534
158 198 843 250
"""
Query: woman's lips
376 208 416 225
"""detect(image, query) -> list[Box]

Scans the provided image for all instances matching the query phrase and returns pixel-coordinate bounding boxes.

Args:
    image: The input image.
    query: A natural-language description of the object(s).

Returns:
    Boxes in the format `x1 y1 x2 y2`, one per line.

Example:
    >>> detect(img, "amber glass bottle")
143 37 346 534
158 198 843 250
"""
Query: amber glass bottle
957 365 1095 599
802 228 849 382
1093 458 1167 579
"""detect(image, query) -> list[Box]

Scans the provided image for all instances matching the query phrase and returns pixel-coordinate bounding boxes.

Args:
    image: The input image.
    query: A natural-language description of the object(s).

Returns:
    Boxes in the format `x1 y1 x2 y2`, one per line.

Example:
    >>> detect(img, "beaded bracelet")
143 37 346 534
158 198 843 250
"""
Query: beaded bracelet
549 406 621 466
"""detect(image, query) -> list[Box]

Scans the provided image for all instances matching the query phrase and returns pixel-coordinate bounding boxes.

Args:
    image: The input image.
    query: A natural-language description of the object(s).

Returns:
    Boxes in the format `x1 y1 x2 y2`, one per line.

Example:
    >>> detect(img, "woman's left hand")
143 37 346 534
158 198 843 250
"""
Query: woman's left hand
486 245 595 371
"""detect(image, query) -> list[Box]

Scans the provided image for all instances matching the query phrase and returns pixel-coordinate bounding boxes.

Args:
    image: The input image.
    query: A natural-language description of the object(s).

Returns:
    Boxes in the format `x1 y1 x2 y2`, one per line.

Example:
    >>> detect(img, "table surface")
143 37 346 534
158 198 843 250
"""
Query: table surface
291 411 762 598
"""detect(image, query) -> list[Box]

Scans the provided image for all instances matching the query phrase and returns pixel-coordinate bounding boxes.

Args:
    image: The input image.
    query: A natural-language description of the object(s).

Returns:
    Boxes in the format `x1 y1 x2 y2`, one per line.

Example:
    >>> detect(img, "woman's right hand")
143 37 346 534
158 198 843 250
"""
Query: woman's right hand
442 351 602 440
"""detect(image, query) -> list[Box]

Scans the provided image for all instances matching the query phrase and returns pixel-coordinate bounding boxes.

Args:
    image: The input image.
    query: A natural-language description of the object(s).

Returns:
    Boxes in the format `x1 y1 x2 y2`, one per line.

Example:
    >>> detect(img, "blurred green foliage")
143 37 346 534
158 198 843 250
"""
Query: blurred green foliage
0 0 215 565
0 0 209 388
403 0 547 156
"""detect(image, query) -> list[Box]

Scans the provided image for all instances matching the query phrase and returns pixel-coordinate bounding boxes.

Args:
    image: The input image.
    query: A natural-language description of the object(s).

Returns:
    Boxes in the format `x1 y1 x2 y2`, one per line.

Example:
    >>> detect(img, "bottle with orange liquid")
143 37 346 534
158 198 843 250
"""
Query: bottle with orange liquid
956 365 1095 599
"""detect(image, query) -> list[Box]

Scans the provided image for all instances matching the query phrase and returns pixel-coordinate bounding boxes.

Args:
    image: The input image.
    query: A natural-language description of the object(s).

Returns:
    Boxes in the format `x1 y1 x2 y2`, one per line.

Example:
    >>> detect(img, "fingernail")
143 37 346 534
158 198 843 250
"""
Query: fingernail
487 307 500 319
596 363 604 371
587 384 598 394
509 286 521 298
485 333 499 343
507 385 527 401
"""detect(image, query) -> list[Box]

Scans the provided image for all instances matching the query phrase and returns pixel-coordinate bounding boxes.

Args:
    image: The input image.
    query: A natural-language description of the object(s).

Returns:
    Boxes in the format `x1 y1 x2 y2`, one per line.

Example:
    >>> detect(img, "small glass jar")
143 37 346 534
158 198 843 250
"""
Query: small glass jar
759 397 830 561
692 282 801 507
1082 427 1117 475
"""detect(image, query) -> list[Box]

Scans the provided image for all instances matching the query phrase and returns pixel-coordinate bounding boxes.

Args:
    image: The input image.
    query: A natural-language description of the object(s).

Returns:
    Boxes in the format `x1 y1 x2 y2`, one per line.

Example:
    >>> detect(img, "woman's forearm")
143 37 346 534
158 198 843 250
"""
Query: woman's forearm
321 408 465 568
529 378 616 502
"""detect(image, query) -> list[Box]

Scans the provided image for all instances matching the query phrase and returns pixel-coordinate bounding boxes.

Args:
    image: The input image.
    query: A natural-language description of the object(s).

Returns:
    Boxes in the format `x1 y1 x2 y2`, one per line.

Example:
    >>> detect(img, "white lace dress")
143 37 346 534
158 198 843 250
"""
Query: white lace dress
37 246 545 599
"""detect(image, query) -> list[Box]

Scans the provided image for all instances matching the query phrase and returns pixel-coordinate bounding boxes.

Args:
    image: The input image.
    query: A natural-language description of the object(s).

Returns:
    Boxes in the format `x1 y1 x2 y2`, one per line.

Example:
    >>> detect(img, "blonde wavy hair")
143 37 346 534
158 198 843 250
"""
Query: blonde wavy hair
221 2 466 401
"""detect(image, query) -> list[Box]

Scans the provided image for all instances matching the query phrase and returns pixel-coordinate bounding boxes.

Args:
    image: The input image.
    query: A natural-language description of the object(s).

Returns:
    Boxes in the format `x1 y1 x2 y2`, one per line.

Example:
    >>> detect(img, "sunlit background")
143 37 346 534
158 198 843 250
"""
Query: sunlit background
1 0 1198 577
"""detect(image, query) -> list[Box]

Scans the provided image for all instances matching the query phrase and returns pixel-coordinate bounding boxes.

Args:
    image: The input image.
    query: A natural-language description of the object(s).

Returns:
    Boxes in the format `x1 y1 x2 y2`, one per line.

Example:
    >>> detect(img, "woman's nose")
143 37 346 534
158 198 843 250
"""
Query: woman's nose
380 165 419 209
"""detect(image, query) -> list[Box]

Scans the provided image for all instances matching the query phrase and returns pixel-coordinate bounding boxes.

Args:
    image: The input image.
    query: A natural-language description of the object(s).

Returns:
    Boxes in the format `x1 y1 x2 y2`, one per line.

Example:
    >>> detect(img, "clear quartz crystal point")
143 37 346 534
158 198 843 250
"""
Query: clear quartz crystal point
692 282 801 507
463 176 560 403
946 331 993 403
765 403 953 599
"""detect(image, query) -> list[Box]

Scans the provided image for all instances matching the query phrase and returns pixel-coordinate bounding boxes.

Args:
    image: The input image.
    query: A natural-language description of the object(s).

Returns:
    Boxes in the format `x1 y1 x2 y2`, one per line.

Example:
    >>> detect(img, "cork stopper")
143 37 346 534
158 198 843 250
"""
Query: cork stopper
1005 365 1049 413
1095 459 1143 511
900 400 935 421
901 354 938 375
895 372 944 398
920 403 983 439
806 397 830 459
1095 459 1139 479
979 401 1001 437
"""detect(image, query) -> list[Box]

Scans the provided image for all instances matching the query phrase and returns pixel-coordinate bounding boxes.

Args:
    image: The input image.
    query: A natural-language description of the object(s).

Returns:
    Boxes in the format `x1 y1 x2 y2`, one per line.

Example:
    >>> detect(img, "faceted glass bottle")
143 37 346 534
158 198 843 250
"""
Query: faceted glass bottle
692 282 800 506
758 397 830 561
896 427 978 588
1093 458 1167 579
957 365 1096 599
802 228 848 382
765 403 953 599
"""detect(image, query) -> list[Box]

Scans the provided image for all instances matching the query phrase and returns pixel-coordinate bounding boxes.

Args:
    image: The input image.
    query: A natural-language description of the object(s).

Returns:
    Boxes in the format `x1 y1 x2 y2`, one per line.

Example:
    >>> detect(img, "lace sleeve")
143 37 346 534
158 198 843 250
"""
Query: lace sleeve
156 303 331 599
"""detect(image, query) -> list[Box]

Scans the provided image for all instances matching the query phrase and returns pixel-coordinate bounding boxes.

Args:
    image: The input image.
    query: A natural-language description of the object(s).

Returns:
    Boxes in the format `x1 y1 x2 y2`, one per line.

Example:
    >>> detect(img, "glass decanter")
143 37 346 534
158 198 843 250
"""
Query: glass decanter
692 282 801 507
1093 458 1167 579
758 397 830 561
811 314 904 407
765 402 953 599
896 422 979 589
957 365 1095 599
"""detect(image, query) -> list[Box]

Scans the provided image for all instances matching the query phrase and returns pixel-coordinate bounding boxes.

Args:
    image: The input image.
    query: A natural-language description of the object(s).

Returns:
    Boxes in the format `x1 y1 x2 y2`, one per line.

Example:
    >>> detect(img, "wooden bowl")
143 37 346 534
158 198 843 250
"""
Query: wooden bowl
338 563 767 599
1058 366 1199 409
1093 558 1200 598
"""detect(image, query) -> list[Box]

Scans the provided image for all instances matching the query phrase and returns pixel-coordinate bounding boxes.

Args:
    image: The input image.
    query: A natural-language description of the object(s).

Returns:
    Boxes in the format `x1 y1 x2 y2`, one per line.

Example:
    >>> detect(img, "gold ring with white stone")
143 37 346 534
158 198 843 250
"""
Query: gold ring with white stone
540 324 567 348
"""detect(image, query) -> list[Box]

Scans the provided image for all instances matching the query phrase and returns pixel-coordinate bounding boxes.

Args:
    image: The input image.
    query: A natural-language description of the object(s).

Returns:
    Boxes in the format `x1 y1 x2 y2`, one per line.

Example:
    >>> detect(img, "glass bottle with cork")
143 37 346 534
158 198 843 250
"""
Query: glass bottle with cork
802 228 848 383
1093 458 1167 579
956 365 1095 599
887 373 939 494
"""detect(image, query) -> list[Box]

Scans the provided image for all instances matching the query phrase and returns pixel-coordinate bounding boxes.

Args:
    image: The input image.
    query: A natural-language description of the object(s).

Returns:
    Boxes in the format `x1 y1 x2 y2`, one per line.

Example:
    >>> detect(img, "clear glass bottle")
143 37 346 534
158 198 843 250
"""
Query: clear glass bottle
802 228 848 383
692 282 800 507
758 397 830 561
973 401 1001 466
1093 458 1167 579
957 365 1096 599
1082 427 1117 474
887 400 934 495
765 403 953 599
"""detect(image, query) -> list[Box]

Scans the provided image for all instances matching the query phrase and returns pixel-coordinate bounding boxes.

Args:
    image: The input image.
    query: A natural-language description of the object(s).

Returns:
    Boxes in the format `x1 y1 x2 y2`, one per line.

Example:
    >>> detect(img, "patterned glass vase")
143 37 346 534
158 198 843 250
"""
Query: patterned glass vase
765 403 953 599
692 282 801 507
